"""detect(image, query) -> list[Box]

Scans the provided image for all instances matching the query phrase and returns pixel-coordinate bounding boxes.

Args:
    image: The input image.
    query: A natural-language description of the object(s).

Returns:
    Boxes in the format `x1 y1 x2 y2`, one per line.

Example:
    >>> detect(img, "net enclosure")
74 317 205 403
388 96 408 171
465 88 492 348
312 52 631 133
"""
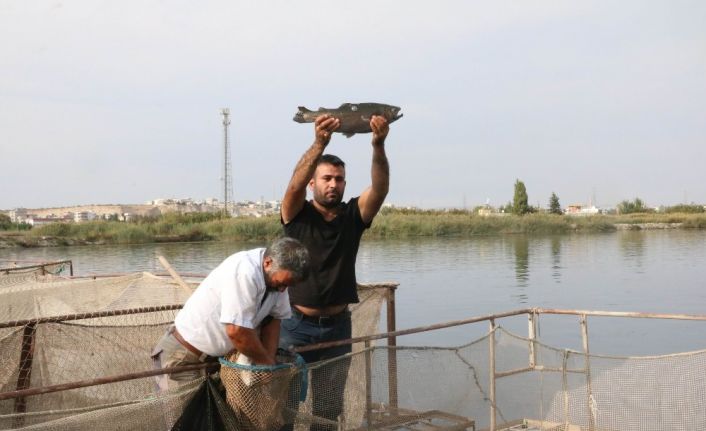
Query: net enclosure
1 266 706 430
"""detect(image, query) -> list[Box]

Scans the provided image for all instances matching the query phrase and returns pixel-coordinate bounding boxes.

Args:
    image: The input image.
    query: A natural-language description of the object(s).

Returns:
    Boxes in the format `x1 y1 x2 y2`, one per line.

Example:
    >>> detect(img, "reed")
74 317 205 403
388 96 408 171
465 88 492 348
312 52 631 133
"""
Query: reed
17 210 706 247
367 212 614 238
202 217 281 241
30 220 154 244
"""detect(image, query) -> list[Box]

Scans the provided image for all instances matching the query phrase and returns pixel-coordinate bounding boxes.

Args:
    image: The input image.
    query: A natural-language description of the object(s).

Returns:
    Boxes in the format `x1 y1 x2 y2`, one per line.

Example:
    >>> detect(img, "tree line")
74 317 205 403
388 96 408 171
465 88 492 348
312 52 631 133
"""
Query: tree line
506 180 704 216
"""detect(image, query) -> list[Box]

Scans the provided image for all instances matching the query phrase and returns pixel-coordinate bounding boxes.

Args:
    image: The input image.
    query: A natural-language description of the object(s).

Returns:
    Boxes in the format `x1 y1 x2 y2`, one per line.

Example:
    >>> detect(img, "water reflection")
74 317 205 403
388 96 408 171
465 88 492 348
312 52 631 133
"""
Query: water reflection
551 236 561 283
512 236 529 303
619 231 646 273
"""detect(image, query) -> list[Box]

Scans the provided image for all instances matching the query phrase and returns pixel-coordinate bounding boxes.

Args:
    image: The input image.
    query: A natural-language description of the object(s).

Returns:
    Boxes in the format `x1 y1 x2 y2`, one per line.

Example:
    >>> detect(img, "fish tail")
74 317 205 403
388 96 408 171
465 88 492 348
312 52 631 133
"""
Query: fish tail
293 106 313 123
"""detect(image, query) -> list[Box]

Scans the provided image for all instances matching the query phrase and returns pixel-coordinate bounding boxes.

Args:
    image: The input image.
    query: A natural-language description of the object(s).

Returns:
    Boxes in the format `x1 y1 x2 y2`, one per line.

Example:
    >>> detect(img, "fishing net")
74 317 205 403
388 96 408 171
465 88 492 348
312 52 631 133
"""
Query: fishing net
219 350 306 431
271 326 706 431
0 272 190 323
0 271 389 430
2 269 706 430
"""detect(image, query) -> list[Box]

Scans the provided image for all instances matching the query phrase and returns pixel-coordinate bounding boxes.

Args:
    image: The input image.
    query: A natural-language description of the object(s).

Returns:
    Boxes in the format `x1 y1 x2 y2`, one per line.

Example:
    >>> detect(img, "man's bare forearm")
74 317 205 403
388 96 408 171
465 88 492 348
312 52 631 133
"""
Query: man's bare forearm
259 319 281 359
226 324 275 365
371 144 390 198
281 116 339 223
359 116 391 223
287 114 339 194
288 141 326 192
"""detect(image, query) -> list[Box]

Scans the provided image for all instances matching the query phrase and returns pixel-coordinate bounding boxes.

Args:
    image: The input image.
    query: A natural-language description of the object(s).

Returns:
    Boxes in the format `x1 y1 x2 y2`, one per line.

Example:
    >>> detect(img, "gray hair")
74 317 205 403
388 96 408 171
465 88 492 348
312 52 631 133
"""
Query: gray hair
264 236 310 282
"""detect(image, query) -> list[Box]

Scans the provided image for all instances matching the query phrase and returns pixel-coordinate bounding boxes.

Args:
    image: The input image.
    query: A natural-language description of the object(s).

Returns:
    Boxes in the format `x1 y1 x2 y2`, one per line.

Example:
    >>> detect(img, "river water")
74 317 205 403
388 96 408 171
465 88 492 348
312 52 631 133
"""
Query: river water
3 230 705 356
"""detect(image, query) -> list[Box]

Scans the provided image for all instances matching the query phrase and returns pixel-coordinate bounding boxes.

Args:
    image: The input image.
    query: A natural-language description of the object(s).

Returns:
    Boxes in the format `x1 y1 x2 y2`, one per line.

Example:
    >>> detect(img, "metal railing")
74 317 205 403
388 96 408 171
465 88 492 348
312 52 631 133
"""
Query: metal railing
0 259 73 276
2 272 706 430
291 307 706 430
0 283 399 407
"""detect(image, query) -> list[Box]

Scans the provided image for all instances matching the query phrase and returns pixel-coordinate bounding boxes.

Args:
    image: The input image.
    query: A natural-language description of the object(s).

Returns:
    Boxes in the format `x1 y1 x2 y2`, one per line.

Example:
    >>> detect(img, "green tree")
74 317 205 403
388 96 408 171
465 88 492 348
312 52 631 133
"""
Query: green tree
0 214 11 230
549 192 562 215
617 197 648 214
513 180 530 215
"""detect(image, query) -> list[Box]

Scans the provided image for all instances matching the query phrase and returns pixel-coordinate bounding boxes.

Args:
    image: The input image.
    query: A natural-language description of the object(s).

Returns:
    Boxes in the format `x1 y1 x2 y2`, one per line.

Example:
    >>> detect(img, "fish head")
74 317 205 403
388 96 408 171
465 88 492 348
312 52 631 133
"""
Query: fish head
382 105 403 123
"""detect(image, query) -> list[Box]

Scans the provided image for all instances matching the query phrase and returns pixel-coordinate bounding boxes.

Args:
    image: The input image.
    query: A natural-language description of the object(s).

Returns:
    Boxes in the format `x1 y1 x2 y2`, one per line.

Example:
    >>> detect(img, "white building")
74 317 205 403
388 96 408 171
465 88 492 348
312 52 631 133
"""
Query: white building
565 204 600 216
74 211 97 223
8 208 28 223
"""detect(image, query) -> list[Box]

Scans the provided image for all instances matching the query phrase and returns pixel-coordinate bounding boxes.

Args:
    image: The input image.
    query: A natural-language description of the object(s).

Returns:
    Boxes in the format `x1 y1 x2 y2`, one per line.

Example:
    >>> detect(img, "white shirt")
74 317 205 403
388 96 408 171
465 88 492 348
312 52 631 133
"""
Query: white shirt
174 248 292 357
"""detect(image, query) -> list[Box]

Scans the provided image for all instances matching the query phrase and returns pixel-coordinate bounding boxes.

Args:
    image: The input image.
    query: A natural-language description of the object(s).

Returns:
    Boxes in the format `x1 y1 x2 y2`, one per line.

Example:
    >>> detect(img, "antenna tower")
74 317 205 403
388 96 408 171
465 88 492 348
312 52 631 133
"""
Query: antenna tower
221 108 234 216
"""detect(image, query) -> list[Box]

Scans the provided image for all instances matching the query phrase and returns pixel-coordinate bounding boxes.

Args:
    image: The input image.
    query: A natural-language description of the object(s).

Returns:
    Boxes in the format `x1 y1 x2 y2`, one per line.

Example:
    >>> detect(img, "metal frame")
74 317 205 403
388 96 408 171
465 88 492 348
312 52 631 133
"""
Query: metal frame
296 307 706 431
0 284 400 405
2 288 706 431
0 259 73 276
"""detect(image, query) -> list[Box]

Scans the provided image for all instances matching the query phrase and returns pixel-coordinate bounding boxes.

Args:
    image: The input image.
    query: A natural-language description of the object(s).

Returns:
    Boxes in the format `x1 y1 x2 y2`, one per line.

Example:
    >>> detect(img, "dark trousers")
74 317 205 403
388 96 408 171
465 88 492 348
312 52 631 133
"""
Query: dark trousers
279 309 352 431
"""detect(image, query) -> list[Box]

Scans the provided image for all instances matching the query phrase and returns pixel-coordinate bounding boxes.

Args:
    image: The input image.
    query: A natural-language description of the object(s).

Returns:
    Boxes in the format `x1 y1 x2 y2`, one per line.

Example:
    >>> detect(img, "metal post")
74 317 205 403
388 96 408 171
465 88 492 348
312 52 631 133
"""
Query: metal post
528 312 537 368
386 285 398 408
364 340 373 427
14 322 37 427
580 314 595 430
562 350 570 429
0 363 218 402
221 108 234 216
489 318 496 431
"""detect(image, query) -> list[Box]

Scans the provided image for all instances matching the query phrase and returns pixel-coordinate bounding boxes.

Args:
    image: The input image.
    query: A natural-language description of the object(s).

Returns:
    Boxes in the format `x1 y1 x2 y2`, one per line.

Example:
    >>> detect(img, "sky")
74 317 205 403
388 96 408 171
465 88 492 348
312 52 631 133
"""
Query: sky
1 1 705 210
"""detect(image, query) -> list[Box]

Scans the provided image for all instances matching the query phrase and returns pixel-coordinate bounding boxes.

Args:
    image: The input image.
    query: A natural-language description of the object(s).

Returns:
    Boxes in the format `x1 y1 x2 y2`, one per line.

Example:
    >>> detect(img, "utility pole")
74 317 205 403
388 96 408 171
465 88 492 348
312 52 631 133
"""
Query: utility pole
221 108 234 216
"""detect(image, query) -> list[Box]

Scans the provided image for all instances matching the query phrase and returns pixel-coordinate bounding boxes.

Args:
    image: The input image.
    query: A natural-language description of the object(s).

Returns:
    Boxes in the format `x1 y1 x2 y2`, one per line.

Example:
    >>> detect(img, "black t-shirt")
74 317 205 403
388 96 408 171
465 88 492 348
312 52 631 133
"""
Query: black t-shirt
283 197 370 307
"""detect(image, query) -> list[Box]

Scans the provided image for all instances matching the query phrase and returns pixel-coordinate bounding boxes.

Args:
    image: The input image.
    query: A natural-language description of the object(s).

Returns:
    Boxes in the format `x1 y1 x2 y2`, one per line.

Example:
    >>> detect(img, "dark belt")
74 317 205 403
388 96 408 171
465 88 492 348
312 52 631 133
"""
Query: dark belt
293 307 349 326
169 326 208 360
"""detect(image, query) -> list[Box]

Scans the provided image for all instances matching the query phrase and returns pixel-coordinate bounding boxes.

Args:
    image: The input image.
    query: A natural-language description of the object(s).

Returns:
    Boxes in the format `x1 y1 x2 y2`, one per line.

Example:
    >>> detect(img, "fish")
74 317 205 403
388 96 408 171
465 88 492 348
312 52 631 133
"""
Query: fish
293 103 403 138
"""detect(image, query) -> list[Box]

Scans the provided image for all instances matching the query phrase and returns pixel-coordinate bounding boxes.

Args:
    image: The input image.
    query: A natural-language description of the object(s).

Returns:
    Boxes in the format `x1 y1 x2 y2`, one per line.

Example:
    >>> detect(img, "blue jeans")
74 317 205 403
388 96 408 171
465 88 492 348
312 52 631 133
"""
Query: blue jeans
279 309 352 431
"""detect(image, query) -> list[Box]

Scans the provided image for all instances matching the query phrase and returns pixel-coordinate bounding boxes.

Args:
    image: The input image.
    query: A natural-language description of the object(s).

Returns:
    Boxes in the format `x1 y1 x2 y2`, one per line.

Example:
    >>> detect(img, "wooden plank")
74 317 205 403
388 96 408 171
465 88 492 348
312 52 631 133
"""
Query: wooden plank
157 255 193 295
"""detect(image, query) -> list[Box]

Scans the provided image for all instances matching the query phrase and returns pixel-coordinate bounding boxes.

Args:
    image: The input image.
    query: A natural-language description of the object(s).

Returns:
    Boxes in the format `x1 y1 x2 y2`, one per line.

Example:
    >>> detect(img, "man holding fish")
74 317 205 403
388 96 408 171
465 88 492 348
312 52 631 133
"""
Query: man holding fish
280 103 400 429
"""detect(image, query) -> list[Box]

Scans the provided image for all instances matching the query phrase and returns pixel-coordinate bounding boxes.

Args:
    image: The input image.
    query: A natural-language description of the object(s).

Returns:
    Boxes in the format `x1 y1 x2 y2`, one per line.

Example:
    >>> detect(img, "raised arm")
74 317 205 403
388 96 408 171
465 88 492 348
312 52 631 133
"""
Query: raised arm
358 116 390 224
281 115 340 224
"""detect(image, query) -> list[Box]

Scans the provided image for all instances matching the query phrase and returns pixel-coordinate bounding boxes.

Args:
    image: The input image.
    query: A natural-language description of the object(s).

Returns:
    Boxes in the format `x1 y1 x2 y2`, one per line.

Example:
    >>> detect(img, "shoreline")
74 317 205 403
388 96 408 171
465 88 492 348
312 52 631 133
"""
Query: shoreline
1 213 704 249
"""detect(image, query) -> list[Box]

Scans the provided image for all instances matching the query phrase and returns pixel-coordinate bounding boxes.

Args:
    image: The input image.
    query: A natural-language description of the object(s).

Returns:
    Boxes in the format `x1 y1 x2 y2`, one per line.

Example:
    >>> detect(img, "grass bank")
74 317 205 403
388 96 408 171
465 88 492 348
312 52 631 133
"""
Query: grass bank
18 212 282 246
369 211 615 237
2 210 705 248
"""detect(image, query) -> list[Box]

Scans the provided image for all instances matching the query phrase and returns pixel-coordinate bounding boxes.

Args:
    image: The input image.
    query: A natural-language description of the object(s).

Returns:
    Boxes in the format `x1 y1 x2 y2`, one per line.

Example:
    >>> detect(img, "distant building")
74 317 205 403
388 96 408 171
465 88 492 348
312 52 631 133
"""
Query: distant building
566 204 600 216
27 215 70 227
74 211 97 223
28 218 51 227
477 207 494 217
8 208 28 223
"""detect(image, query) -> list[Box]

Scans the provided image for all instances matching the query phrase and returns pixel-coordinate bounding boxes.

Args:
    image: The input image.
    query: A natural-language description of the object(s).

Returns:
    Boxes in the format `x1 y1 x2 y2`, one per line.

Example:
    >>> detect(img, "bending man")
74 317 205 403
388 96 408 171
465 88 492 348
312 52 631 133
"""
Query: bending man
152 236 310 391
280 114 391 429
